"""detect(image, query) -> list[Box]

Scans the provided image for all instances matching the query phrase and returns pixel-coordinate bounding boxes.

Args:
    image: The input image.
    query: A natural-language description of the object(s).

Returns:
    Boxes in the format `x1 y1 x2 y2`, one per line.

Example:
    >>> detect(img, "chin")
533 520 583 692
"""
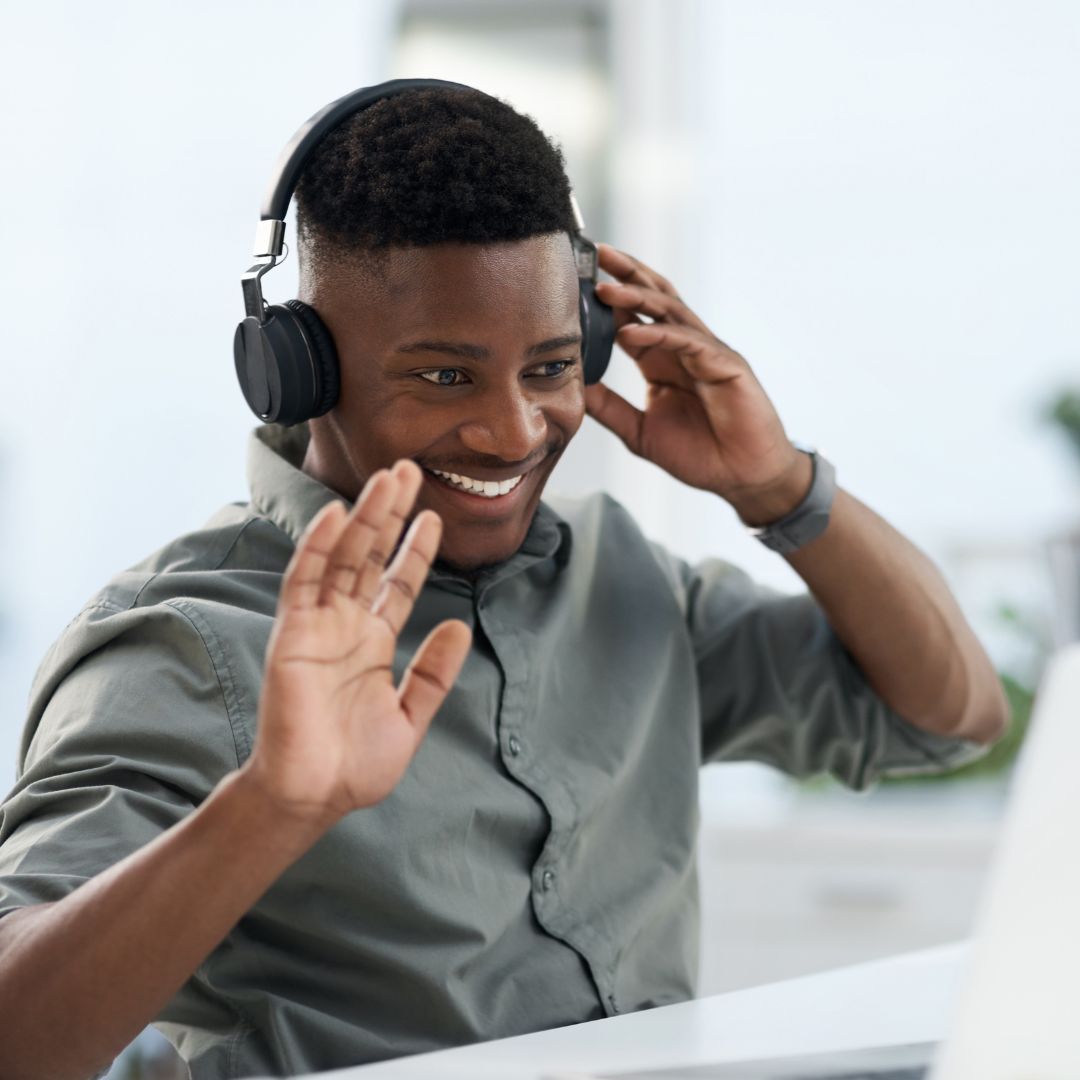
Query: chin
437 544 517 575
437 524 530 575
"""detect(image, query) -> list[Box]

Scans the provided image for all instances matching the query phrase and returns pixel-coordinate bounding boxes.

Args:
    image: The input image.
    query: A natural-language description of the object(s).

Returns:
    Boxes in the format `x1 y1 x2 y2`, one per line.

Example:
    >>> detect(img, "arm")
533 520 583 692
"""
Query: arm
0 461 471 1080
585 244 1008 748
729 455 1008 744
0 771 324 1080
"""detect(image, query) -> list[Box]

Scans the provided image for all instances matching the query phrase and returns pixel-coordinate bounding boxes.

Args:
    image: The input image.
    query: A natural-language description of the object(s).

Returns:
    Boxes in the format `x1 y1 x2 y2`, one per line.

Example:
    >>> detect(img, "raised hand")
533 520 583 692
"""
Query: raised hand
242 460 472 828
584 244 812 524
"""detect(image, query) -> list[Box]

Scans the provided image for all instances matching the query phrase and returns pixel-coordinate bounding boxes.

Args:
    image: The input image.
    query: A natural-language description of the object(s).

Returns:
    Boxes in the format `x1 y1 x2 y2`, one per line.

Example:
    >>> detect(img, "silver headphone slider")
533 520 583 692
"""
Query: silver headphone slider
569 193 586 232
253 219 286 258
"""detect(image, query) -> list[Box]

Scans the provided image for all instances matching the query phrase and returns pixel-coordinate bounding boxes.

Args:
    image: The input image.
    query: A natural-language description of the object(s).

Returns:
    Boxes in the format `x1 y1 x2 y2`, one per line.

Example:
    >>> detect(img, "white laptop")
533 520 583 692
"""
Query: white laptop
598 642 1080 1080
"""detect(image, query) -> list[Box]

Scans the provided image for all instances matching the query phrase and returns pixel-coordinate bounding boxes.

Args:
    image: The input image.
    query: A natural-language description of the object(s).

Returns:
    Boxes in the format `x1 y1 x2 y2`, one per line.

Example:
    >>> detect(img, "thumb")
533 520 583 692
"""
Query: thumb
397 619 473 738
585 383 644 456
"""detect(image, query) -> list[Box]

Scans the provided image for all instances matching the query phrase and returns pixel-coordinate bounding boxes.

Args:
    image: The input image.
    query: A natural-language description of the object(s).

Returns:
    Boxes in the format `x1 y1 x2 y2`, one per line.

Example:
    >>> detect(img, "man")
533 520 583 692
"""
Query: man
0 87 1006 1079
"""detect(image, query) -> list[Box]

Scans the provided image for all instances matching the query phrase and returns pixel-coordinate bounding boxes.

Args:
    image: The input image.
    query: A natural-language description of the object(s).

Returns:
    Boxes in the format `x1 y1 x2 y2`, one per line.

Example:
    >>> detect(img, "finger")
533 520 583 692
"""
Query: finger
597 243 681 298
605 310 649 363
397 619 473 736
317 469 398 608
620 322 745 386
371 510 443 636
584 383 645 455
612 306 644 335
595 280 710 334
614 323 695 389
278 501 348 614
351 459 422 603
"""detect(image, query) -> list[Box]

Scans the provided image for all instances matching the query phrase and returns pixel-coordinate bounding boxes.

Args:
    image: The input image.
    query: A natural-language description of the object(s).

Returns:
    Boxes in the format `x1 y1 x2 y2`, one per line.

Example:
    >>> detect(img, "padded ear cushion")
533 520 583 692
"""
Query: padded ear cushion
579 283 615 385
282 299 340 418
258 304 317 426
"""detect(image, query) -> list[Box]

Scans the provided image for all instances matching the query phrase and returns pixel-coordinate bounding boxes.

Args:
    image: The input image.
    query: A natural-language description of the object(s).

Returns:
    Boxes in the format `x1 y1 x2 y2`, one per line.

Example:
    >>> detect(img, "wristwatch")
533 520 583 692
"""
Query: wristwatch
746 445 836 554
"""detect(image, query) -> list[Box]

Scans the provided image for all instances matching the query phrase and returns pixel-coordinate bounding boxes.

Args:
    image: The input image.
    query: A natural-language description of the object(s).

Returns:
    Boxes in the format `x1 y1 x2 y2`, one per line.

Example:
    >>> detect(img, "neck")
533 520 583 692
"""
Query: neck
300 421 364 502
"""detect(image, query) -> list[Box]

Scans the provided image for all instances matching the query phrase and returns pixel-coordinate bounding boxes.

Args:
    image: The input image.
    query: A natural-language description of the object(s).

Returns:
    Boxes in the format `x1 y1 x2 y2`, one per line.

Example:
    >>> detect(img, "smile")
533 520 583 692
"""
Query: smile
428 469 526 499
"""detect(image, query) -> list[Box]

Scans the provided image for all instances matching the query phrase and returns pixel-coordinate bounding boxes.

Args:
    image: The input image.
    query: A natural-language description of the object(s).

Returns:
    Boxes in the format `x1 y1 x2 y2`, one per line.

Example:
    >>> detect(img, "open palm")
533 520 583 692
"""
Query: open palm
245 461 472 826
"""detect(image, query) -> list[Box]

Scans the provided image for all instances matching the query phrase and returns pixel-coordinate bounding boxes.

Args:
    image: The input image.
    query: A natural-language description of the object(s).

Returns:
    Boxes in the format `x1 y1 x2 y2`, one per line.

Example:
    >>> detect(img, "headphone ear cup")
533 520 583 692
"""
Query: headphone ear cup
282 299 340 418
232 301 340 426
578 282 615 385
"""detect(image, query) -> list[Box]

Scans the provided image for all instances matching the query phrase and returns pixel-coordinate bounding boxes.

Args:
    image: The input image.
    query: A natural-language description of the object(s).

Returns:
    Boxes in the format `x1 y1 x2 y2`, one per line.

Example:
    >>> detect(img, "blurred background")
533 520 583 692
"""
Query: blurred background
1 0 1078 1075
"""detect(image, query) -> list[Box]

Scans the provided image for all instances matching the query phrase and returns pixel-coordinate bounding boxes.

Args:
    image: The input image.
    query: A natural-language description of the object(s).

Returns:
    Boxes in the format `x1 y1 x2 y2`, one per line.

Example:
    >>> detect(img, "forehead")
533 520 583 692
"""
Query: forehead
321 234 580 340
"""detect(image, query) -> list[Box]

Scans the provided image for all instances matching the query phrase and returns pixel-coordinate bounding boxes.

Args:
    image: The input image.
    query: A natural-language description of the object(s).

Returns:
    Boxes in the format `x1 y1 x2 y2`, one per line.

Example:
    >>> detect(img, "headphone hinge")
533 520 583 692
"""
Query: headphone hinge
241 257 277 321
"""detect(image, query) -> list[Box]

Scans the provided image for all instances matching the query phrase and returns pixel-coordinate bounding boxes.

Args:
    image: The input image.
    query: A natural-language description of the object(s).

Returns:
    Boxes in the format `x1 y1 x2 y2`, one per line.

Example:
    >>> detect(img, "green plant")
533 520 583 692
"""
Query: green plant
1045 389 1080 464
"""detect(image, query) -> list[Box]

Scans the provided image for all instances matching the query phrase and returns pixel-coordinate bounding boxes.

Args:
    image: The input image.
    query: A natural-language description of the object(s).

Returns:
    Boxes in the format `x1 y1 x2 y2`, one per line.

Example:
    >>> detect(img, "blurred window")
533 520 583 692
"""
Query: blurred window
393 0 613 238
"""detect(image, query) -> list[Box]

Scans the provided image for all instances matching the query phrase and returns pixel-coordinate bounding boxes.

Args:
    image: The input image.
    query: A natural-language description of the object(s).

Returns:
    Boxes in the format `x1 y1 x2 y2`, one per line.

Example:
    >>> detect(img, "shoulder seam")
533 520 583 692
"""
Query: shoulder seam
162 600 251 770
131 513 263 608
48 600 129 645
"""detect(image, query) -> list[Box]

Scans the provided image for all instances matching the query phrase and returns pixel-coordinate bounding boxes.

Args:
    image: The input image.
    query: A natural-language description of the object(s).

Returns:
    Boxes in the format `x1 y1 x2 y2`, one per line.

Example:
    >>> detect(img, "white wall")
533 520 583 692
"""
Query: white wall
0 0 399 773
600 0 1080 576
1 0 1078 776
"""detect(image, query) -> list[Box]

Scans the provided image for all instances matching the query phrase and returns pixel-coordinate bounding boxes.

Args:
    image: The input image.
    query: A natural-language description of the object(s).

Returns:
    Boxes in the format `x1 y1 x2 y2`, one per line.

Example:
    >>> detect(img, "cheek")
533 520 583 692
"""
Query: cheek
337 370 411 431
552 381 587 436
328 387 414 473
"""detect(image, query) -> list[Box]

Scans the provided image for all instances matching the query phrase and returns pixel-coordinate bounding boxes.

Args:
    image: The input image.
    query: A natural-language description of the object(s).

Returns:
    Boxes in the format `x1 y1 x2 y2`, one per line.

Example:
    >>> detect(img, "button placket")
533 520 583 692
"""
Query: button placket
480 588 533 777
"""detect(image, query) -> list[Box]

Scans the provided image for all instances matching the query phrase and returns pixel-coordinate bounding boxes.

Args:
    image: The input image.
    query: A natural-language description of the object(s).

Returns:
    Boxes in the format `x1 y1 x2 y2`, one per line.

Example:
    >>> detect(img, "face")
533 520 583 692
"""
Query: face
300 233 585 573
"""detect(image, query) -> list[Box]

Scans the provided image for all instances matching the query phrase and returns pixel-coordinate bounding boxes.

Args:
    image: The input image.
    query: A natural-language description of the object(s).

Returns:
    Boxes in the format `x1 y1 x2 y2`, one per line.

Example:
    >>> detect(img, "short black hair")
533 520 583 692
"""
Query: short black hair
296 87 577 257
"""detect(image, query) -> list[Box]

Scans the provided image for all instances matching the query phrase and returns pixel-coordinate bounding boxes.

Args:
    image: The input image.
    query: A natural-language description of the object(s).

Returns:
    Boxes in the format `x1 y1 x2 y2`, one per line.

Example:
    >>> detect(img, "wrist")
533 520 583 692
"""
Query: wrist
728 449 814 527
226 763 340 850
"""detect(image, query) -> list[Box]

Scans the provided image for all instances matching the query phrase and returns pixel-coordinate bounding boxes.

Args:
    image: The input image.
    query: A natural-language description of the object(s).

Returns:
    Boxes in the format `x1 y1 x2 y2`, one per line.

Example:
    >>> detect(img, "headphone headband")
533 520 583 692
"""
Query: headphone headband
234 78 615 425
254 78 475 256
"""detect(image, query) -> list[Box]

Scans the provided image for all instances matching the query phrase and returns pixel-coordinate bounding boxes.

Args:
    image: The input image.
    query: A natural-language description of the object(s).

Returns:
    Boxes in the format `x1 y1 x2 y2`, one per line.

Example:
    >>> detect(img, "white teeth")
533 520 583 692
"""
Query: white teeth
431 469 525 498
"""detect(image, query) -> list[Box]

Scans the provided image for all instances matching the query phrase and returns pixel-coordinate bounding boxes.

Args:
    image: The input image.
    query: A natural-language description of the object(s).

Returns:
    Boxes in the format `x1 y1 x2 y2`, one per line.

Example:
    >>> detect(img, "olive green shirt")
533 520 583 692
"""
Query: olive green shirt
0 424 982 1078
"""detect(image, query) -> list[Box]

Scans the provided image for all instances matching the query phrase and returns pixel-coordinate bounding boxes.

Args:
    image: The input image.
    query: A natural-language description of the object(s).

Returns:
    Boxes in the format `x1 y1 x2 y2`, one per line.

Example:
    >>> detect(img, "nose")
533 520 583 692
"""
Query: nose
456 383 548 464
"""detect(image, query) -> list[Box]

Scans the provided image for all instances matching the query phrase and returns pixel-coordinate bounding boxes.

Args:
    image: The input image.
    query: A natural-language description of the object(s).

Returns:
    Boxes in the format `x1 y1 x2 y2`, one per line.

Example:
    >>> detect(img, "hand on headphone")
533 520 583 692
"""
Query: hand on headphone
584 244 812 525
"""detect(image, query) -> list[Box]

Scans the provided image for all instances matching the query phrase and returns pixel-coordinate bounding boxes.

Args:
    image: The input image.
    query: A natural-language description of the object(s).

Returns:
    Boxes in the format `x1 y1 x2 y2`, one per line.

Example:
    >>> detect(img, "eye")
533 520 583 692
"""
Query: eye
418 368 467 387
530 359 576 378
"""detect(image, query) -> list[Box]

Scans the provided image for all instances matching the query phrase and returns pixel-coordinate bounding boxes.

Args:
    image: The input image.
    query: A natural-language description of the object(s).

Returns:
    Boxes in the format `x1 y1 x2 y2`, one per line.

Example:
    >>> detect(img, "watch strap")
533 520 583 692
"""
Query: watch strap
747 449 836 554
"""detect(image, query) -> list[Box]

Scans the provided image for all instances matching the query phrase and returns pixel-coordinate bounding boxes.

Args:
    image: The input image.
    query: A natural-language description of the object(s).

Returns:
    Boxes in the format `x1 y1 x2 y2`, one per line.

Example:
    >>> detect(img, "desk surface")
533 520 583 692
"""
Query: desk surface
301 943 966 1080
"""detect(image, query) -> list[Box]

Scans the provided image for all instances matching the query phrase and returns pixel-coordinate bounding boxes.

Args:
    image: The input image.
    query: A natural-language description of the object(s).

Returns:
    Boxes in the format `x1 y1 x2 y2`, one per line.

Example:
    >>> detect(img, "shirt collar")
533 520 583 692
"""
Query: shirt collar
246 423 570 586
247 423 341 545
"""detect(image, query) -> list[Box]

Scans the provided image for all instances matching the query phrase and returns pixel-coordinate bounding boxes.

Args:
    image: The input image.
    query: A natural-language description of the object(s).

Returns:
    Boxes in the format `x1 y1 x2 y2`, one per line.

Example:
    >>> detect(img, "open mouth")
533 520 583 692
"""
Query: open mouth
425 468 527 500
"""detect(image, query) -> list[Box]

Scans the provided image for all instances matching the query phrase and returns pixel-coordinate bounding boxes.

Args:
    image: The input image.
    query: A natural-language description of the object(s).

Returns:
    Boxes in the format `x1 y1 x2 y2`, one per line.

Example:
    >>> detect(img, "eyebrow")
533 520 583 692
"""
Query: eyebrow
395 332 583 361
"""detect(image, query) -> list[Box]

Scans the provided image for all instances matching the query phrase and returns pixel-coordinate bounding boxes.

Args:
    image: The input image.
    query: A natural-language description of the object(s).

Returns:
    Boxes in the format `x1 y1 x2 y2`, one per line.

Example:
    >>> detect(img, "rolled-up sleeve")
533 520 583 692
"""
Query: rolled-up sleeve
650 547 987 790
0 600 242 920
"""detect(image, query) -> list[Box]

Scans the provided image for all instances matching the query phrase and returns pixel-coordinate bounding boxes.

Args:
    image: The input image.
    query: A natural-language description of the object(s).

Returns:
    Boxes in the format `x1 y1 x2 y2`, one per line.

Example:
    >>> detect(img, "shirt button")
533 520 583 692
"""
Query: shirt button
508 735 522 757
541 869 555 891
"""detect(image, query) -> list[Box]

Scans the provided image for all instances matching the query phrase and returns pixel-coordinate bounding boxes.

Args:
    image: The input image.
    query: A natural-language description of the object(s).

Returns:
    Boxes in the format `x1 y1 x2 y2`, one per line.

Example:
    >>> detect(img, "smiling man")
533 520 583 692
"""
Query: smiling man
299 233 584 573
0 86 1007 1080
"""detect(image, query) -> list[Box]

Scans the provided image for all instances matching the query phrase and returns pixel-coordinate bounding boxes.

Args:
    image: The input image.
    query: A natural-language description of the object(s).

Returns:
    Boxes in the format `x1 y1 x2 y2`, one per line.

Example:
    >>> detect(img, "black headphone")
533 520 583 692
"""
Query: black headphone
234 78 615 427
